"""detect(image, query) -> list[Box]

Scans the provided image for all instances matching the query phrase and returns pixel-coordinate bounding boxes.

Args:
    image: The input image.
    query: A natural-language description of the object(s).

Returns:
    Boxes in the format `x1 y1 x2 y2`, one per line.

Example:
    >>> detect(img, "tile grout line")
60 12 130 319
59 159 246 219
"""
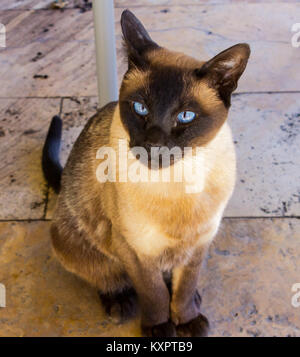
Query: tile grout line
0 2 295 11
0 218 52 222
233 91 300 95
0 216 299 223
223 216 300 219
0 91 300 101
0 4 249 12
0 96 98 99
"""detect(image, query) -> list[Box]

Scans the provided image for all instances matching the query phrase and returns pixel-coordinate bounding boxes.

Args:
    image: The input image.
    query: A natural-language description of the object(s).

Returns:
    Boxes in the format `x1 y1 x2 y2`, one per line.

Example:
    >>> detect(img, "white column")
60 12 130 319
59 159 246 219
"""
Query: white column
92 0 118 108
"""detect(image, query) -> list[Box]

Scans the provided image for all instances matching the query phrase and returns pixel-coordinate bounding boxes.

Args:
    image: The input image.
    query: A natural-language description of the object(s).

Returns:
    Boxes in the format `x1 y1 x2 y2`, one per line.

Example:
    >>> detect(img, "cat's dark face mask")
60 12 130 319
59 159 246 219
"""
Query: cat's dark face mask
119 10 250 165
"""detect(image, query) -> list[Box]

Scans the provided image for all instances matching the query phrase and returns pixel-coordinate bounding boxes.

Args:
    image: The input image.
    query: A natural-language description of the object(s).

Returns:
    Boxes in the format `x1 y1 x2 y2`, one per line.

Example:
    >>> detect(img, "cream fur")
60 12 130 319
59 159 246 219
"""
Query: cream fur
107 105 236 262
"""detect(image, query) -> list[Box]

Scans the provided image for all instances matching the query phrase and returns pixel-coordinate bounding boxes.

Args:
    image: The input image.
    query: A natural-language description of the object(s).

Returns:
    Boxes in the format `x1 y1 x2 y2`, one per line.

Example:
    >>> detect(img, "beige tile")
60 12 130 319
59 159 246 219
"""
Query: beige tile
0 221 140 336
0 9 98 97
0 0 53 10
1 3 300 97
0 41 97 98
0 218 299 336
0 0 90 10
3 9 93 46
226 93 300 217
200 218 300 337
0 98 61 219
124 3 300 93
46 96 98 219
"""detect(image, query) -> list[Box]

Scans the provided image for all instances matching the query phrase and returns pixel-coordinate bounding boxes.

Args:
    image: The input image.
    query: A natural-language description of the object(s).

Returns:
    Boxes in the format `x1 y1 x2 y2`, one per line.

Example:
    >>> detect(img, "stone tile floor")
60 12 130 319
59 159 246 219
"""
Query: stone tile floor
0 0 300 337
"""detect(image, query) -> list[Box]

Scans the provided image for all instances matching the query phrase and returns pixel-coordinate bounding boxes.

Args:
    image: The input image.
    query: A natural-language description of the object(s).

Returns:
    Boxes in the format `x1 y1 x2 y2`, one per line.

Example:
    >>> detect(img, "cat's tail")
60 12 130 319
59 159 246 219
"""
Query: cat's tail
42 115 63 194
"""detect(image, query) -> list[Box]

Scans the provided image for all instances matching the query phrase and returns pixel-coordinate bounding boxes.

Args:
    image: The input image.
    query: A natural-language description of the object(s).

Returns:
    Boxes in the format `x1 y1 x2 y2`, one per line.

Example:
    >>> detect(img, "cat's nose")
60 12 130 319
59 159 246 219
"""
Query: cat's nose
145 126 166 146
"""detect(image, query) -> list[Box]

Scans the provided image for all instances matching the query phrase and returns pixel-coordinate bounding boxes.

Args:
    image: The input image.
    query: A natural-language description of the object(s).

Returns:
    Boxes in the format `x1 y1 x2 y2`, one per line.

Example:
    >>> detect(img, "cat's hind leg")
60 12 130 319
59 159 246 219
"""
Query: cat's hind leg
98 287 137 322
50 223 137 322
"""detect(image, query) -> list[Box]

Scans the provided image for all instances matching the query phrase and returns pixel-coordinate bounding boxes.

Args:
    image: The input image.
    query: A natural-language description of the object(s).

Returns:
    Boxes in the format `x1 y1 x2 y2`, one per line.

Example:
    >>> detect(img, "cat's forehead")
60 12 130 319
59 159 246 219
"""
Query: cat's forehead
121 48 222 112
147 48 203 95
146 47 203 69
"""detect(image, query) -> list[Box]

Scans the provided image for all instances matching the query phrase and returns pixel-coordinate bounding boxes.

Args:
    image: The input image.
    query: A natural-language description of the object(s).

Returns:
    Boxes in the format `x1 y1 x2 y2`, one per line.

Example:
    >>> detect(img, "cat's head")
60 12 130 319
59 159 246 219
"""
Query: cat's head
119 10 250 157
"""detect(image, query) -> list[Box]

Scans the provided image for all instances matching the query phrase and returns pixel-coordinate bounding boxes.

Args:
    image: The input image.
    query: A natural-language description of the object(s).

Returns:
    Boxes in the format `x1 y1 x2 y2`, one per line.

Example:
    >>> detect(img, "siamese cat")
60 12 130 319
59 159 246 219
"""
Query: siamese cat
42 10 250 337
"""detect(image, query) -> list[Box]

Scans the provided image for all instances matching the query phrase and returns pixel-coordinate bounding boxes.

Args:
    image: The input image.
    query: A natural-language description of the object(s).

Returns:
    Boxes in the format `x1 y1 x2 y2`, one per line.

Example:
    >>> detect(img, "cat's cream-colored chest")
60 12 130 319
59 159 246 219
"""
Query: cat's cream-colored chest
115 185 226 261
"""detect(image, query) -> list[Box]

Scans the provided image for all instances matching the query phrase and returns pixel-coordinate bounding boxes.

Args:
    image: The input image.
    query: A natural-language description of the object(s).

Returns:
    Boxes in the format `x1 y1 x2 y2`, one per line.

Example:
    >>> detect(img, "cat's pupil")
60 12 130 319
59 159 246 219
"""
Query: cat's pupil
177 111 196 123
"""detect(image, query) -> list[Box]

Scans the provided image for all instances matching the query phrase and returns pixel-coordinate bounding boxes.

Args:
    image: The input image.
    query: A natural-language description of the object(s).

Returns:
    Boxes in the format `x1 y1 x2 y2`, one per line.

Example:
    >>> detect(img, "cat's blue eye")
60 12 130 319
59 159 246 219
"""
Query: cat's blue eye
133 102 149 116
177 111 196 123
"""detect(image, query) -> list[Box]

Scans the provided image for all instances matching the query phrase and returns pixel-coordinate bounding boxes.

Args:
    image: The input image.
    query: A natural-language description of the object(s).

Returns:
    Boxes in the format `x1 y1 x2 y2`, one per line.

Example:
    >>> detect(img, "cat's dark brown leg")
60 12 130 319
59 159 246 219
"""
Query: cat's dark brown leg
134 266 176 337
171 243 210 337
113 233 176 337
123 259 176 337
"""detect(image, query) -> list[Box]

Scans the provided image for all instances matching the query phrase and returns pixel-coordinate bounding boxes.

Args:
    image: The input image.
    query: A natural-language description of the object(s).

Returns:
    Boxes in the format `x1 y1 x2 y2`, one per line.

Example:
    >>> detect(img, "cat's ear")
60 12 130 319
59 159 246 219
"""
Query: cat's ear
196 44 250 107
121 10 159 68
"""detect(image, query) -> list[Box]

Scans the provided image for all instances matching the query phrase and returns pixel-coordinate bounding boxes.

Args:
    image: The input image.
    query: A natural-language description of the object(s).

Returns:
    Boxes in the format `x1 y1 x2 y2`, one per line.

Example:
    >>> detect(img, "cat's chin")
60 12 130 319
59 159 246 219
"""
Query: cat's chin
129 143 179 170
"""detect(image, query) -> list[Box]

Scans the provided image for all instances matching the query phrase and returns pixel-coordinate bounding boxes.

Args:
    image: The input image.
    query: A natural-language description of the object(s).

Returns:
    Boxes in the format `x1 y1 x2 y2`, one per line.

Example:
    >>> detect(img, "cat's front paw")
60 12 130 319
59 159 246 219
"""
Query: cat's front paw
171 290 202 326
98 287 137 323
176 314 209 337
142 321 177 337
